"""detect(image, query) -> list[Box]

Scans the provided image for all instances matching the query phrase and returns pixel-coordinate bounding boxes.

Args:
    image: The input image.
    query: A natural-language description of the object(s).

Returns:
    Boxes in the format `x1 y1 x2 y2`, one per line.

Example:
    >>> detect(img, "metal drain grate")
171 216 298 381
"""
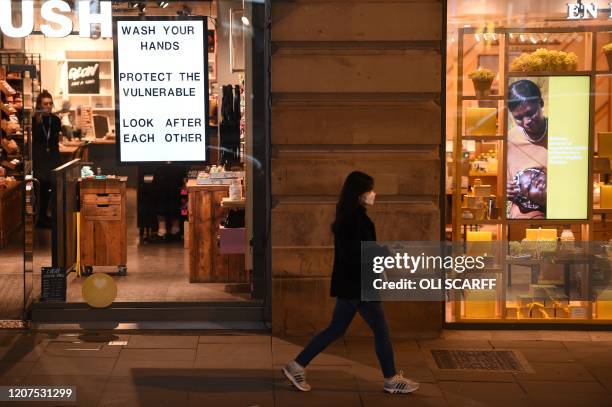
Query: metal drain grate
429 349 534 373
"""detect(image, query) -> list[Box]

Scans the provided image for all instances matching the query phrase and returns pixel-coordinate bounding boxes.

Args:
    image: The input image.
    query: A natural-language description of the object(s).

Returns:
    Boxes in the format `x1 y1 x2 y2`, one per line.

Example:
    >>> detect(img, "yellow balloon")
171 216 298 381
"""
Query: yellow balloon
82 273 117 308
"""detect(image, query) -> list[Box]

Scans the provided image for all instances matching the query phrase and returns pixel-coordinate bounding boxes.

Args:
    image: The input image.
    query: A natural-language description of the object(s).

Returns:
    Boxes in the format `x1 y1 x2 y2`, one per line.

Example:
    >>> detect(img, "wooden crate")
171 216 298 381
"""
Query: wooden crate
79 178 127 267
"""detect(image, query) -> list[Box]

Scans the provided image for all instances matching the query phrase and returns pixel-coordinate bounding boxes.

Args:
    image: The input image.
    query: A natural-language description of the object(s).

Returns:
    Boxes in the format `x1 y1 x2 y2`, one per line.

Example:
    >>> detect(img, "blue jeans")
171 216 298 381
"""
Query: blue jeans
295 298 396 378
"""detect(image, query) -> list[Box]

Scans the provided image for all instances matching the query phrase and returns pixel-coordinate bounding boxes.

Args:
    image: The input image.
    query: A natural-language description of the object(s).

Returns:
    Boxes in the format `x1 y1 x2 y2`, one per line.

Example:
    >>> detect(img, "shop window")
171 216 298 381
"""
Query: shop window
0 1 266 313
446 1 612 324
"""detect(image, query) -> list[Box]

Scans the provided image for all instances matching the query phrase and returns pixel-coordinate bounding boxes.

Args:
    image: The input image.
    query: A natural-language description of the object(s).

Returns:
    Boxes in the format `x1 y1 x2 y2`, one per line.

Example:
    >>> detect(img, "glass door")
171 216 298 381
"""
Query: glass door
0 52 39 321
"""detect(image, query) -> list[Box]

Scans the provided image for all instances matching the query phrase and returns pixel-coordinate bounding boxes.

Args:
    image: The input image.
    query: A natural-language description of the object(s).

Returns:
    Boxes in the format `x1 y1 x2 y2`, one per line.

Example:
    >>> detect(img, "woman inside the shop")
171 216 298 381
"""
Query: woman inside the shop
32 90 62 227
506 79 548 219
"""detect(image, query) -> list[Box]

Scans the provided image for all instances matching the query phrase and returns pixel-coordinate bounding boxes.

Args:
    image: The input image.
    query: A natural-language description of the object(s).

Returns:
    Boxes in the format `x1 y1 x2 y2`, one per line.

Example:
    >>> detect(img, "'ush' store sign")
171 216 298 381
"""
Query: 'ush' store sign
0 0 112 38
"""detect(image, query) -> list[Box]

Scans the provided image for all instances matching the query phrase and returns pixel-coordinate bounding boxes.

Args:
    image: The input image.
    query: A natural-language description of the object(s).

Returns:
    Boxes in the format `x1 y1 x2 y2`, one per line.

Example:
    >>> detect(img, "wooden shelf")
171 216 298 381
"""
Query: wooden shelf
593 208 612 214
459 219 502 225
507 70 593 77
469 172 498 177
462 95 505 101
462 135 504 140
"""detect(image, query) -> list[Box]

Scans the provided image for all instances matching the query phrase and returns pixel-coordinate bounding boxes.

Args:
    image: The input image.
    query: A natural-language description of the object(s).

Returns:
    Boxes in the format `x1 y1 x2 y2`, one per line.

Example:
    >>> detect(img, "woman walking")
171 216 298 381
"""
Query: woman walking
282 171 419 394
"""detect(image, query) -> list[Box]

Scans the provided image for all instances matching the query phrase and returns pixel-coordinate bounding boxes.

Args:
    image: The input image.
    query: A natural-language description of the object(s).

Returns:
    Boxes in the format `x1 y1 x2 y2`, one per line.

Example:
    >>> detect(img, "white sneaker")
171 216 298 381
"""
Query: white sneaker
282 361 311 392
384 370 419 394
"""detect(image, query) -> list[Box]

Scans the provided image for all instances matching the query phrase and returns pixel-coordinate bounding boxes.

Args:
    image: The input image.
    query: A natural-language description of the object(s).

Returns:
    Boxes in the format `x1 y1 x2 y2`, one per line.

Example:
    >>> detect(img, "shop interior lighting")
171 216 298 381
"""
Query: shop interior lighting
158 1 169 8
530 35 537 44
241 1 250 26
475 33 481 42
519 34 526 43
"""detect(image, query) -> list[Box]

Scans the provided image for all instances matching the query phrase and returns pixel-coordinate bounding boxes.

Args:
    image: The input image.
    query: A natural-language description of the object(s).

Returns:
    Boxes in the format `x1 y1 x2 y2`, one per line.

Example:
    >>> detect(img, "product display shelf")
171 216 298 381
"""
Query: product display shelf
459 219 502 225
451 26 606 324
0 52 41 178
461 95 505 101
462 135 505 141
452 27 507 243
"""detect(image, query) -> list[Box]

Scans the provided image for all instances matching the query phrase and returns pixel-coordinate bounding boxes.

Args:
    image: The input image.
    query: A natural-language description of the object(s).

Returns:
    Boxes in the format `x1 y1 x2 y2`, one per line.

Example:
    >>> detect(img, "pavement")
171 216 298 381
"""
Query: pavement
1 329 612 406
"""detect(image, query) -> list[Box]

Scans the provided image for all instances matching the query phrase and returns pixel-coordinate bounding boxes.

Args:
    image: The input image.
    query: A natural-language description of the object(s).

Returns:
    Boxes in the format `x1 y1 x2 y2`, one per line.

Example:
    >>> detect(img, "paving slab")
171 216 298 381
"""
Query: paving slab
118 348 196 362
514 347 576 363
0 361 35 377
430 369 517 382
32 356 115 376
515 362 596 382
195 343 272 369
124 335 198 349
490 330 543 341
0 344 46 362
98 376 189 407
489 340 567 349
274 388 362 407
198 334 271 344
360 392 449 407
43 341 122 358
438 381 531 407
583 366 612 392
539 331 592 341
441 330 493 340
518 380 608 394
587 331 612 341
188 390 275 407
110 359 195 377
417 339 494 349
527 392 612 407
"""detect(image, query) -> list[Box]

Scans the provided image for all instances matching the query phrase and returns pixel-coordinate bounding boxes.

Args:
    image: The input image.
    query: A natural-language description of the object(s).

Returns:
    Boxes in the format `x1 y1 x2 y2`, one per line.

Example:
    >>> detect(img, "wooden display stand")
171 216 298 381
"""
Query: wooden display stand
0 181 22 248
186 180 246 283
79 177 127 275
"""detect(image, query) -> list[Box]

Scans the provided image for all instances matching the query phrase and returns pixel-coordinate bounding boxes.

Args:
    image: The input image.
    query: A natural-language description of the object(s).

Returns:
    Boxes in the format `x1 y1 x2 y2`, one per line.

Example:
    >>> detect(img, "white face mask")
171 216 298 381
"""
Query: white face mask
363 191 376 206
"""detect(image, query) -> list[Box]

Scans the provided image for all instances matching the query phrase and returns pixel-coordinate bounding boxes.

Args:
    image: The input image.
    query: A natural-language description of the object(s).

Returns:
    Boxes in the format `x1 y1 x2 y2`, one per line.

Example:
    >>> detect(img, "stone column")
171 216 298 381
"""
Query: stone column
271 0 444 336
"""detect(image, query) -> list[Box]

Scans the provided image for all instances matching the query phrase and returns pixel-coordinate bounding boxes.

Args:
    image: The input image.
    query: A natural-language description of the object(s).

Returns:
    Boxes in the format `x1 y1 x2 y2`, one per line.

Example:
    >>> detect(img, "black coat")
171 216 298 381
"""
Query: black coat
32 114 61 180
330 206 378 300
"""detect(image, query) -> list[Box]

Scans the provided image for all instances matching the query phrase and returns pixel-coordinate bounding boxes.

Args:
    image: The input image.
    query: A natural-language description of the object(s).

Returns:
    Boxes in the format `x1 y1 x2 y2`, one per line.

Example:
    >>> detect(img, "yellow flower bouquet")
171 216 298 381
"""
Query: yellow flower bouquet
510 48 578 72
468 68 496 98
603 43 612 70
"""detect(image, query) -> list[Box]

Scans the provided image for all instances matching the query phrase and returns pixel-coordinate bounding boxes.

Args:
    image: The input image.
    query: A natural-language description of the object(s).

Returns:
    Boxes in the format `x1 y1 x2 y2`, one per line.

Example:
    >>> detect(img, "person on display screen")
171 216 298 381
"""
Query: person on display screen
282 171 420 395
32 90 62 227
506 79 547 219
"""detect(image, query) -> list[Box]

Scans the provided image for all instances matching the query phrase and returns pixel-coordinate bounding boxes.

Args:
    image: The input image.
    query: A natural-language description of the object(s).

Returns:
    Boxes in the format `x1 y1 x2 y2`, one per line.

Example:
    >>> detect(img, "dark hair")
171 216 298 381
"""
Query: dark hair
331 171 374 233
508 80 543 111
34 90 54 123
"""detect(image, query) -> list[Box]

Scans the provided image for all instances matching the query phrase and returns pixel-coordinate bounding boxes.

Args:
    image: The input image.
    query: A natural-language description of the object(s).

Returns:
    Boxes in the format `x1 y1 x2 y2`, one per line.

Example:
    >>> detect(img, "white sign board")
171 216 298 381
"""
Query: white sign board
114 18 208 162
